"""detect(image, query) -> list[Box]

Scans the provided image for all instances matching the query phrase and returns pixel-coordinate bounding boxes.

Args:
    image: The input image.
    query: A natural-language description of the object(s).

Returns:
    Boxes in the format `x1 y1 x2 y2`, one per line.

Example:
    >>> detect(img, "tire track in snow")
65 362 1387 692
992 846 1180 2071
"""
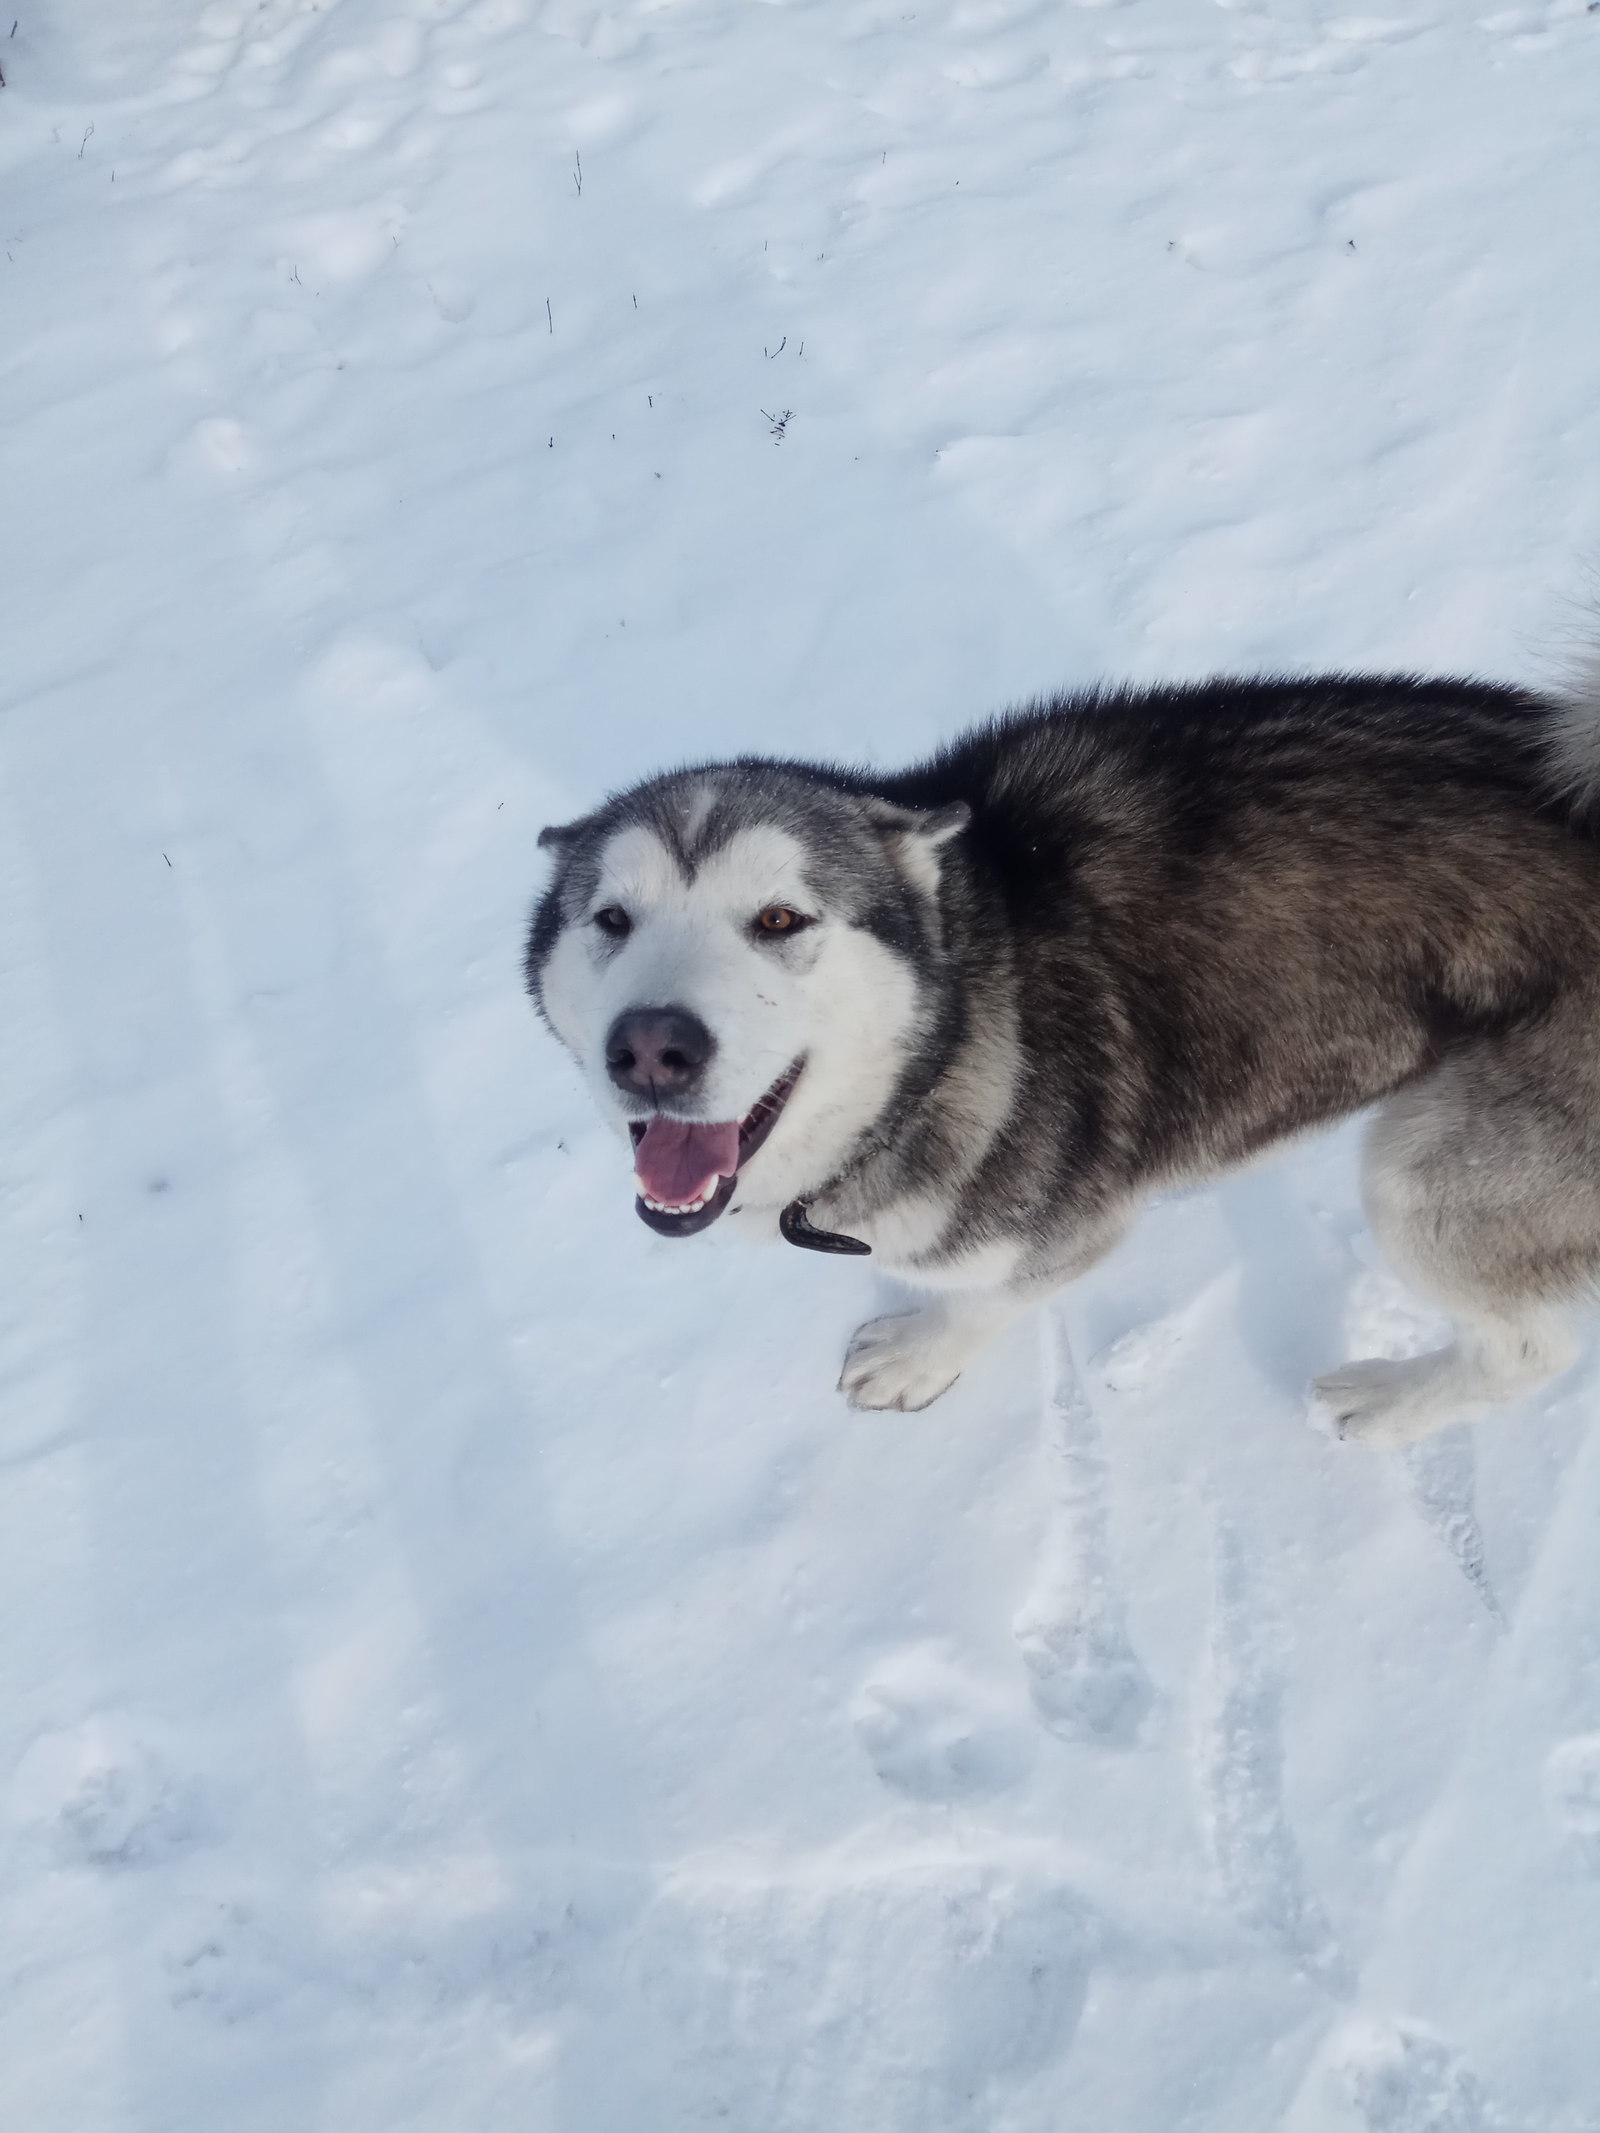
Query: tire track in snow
162 632 659 2019
64 7 664 2103
149 0 645 1845
4 679 337 2130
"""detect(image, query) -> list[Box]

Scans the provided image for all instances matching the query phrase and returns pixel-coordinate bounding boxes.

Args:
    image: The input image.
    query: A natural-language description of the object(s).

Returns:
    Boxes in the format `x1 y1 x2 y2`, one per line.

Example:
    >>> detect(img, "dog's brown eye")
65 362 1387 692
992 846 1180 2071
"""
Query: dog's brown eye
756 905 810 936
594 905 632 938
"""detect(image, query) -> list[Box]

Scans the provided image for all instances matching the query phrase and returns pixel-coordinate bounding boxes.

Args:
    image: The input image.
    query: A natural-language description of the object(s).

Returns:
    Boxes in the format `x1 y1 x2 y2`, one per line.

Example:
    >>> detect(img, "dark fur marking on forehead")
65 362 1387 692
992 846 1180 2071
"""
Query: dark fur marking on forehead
599 762 930 896
629 778 737 881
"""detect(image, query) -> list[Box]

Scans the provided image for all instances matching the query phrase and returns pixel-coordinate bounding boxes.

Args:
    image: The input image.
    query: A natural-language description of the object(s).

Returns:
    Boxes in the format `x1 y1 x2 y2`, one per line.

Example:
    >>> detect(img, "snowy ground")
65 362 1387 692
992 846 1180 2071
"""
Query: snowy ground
5 0 1600 2125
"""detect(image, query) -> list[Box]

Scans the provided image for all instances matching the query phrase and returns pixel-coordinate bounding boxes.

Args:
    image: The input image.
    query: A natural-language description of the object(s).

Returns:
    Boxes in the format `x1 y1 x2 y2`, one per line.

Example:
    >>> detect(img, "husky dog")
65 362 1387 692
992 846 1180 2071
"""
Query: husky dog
526 661 1600 1443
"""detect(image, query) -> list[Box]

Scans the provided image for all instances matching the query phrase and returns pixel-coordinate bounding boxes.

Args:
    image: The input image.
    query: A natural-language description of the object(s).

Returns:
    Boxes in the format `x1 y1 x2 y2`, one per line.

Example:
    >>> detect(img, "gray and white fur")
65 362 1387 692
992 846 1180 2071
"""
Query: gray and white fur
527 660 1600 1442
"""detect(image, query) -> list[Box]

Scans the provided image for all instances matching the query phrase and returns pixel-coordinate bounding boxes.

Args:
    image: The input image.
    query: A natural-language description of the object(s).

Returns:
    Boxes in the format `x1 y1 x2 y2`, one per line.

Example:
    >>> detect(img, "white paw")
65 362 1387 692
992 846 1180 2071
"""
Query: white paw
839 1310 966 1412
1308 1354 1463 1447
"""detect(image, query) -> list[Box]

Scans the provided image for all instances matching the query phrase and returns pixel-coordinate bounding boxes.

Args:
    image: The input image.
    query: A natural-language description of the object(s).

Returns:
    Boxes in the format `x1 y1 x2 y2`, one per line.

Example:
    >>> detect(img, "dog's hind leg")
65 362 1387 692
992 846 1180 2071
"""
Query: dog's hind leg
1310 1313 1577 1448
1312 1020 1600 1446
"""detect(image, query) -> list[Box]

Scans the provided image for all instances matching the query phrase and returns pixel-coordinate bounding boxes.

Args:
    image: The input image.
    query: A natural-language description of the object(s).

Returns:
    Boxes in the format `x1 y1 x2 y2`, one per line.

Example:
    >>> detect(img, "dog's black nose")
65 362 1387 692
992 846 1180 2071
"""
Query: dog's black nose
605 1007 715 1096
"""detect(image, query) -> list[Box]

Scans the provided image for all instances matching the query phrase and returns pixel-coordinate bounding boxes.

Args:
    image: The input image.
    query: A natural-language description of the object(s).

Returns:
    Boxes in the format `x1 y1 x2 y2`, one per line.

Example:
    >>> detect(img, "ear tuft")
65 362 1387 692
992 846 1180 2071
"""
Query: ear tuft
864 798 970 847
863 796 969 902
538 821 581 851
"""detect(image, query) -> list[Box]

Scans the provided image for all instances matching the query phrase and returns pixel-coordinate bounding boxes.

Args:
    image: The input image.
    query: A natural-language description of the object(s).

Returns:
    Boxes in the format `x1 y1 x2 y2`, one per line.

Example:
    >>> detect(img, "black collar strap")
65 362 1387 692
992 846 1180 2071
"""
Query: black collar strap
779 1201 871 1255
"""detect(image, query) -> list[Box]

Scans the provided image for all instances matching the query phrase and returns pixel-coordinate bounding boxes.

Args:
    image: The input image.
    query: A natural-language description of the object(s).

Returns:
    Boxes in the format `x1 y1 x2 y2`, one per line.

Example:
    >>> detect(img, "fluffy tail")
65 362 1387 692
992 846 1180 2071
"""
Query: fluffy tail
1546 646 1600 830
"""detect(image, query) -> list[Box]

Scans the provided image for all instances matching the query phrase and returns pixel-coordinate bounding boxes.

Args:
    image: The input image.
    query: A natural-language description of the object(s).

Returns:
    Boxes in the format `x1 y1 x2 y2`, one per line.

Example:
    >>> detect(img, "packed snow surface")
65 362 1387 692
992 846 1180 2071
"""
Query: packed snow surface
4 0 1600 2126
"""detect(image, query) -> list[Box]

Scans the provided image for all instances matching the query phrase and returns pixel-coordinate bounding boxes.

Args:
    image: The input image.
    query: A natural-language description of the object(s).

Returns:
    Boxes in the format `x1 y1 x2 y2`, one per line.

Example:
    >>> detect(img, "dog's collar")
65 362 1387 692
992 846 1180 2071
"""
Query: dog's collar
779 1200 871 1256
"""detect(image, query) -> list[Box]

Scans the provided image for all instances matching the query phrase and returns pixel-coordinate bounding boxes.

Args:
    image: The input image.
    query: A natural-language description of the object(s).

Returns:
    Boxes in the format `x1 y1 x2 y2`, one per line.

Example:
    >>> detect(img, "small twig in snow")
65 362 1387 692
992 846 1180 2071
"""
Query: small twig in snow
761 407 792 444
79 123 93 157
546 296 553 333
573 150 582 195
764 336 786 359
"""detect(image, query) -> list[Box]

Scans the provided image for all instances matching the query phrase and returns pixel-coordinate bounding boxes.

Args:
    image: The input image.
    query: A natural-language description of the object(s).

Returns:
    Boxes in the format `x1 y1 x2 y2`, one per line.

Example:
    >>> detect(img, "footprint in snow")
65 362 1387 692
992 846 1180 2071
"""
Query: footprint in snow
1480 3 1583 48
166 1900 300 2025
852 1643 1033 1800
1337 1266 1451 1366
1332 2019 1497 2132
11 1718 202 1871
1013 1306 1156 1747
1093 1279 1226 1395
635 1863 1094 2129
1094 1311 1186 1395
1542 1731 1600 1865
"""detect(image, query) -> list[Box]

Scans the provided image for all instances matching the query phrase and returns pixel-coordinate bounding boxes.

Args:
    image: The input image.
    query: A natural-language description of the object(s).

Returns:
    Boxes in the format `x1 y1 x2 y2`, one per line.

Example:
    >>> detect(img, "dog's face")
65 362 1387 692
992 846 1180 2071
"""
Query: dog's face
527 768 966 1237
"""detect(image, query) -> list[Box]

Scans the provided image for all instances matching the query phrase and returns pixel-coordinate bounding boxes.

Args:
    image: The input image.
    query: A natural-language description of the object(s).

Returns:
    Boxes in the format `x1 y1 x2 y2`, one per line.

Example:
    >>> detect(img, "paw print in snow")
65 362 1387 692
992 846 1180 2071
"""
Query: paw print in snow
1334 2019 1495 2132
852 1643 1033 1800
11 1718 200 1870
166 1902 295 2025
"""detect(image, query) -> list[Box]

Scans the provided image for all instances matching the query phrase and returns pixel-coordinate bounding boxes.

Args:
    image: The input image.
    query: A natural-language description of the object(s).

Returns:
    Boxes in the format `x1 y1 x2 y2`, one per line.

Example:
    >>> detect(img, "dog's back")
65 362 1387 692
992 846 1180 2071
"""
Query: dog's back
880 675 1600 1191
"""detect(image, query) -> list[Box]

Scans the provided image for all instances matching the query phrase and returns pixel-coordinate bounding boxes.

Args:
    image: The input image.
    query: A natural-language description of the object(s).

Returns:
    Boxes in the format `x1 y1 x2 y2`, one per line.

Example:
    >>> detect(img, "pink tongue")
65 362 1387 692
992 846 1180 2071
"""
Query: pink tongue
634 1117 741 1203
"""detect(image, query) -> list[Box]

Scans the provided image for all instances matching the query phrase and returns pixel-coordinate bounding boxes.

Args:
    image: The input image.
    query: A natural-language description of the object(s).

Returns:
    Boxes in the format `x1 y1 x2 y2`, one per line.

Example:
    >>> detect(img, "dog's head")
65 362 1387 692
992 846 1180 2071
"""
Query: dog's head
527 764 968 1236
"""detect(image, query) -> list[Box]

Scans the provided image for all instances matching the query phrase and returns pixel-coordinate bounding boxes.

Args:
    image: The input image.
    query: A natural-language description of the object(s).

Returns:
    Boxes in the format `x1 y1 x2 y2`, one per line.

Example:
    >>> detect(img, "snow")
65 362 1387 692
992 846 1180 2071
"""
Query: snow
4 0 1600 2125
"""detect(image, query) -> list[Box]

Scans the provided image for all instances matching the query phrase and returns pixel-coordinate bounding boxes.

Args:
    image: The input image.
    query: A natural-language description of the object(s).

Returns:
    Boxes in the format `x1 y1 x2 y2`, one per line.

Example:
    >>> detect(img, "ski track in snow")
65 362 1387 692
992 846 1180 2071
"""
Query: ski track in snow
4 0 1600 2126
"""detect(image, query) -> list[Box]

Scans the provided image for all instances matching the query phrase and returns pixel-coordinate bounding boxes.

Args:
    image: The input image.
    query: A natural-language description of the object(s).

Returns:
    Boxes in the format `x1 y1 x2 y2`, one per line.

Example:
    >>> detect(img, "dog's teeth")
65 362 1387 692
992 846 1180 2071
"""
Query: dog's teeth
639 1186 715 1216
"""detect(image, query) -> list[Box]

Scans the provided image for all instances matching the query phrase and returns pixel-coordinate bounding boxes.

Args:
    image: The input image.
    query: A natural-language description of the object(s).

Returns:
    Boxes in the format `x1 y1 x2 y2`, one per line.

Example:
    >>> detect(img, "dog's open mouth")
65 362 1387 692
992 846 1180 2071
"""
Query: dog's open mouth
628 1060 803 1238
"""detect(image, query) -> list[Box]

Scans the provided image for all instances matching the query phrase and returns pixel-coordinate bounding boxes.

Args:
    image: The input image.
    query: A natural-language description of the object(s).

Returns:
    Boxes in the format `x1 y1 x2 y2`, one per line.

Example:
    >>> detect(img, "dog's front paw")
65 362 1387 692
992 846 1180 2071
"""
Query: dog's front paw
839 1311 965 1412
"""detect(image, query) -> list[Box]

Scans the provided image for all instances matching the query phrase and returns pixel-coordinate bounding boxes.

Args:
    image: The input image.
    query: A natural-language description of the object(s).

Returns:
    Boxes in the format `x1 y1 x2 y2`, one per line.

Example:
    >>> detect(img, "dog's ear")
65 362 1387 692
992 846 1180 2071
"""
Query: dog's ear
537 819 584 852
863 797 970 897
863 798 970 846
